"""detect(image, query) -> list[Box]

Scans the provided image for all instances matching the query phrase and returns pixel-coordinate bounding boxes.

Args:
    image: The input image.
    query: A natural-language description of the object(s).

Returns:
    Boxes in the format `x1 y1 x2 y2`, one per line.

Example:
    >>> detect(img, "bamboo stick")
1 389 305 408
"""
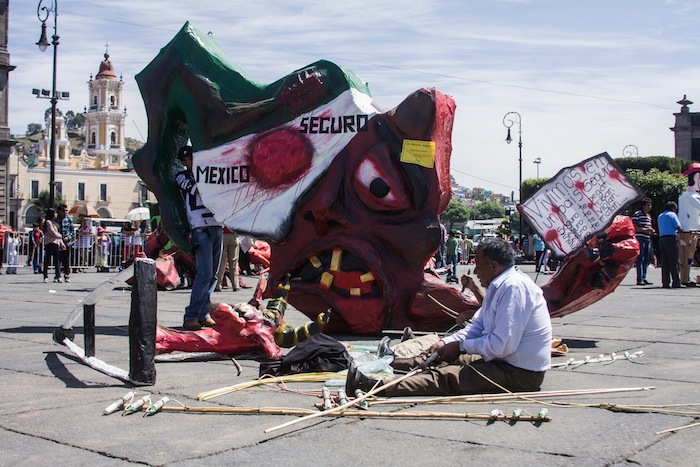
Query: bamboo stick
426 294 460 318
151 405 550 422
368 386 656 406
264 367 422 433
197 372 345 401
656 420 700 435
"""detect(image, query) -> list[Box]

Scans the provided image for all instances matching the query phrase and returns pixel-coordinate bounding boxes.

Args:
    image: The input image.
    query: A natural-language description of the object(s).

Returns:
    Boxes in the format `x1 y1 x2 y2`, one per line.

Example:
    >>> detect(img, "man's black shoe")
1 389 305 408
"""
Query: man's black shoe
376 336 395 363
643 280 653 285
401 327 415 342
345 362 382 394
682 282 698 287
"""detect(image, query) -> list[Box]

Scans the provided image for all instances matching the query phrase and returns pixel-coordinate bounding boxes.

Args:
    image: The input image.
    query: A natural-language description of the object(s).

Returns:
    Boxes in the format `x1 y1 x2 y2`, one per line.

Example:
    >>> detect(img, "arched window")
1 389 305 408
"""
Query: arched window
92 95 98 105
110 95 116 106
91 132 96 145
24 204 43 226
110 132 116 144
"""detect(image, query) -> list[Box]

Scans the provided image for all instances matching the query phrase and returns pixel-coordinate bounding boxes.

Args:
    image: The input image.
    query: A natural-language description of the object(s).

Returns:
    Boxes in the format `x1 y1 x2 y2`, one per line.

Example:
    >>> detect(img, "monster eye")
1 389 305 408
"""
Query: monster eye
353 150 410 212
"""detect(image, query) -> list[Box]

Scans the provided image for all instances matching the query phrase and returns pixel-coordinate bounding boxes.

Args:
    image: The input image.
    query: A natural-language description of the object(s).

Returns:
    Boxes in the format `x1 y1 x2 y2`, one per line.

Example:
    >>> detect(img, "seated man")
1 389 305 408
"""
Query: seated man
348 237 552 396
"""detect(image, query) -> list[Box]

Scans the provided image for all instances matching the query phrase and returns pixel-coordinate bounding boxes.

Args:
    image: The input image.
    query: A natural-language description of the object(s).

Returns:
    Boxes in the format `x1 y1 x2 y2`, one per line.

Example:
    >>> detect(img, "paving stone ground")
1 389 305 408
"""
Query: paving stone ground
1 262 699 466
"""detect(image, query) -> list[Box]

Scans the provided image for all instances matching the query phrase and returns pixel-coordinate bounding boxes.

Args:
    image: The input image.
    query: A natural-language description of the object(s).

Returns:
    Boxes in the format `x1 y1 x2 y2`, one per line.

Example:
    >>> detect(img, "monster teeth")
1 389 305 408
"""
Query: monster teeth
350 288 361 296
330 249 342 272
360 272 374 283
309 256 322 268
320 272 334 288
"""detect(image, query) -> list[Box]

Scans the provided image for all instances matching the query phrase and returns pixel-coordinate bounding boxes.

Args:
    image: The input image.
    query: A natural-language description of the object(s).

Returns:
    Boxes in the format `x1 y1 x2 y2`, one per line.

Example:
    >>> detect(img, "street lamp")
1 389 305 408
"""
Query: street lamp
35 0 69 209
622 144 639 158
533 157 541 178
503 111 522 239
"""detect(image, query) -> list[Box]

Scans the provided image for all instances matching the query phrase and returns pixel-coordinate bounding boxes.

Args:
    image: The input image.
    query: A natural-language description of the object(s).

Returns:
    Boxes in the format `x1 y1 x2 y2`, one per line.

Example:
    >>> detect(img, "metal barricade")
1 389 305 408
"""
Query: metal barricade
1 229 147 273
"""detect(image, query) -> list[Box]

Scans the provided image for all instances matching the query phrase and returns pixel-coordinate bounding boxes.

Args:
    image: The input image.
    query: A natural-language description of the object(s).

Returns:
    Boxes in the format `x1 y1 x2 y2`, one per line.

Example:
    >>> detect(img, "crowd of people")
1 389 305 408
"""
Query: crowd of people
433 225 559 277
632 162 700 289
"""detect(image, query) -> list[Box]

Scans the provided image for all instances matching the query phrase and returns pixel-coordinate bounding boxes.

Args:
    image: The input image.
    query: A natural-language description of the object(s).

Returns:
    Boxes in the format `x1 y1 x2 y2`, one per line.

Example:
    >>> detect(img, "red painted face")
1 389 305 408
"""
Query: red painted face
268 89 455 334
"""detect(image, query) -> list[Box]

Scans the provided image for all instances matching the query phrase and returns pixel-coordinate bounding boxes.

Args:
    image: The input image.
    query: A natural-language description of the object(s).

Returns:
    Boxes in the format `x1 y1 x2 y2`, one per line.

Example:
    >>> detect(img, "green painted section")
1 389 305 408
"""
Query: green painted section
132 22 371 252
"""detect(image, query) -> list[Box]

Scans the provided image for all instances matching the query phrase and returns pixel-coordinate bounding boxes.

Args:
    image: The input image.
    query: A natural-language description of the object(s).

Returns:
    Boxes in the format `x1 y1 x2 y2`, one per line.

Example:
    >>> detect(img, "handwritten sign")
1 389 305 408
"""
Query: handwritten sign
400 139 435 168
518 152 643 257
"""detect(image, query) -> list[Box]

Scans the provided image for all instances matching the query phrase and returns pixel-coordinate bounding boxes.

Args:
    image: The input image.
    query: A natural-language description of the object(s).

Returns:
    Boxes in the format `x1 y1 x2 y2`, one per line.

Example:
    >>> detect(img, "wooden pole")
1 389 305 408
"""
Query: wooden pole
153 405 550 422
264 367 422 433
128 258 157 385
368 386 656 406
83 304 95 357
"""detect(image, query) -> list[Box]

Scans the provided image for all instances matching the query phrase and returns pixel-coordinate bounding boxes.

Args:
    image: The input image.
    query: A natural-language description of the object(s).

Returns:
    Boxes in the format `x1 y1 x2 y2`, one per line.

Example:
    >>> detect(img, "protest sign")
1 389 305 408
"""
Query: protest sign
518 152 643 257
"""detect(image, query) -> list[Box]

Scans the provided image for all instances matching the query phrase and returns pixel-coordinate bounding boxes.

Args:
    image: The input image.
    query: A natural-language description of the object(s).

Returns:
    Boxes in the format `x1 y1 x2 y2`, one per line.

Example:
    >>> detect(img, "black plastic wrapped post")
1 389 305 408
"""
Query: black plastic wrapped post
128 258 157 385
84 304 95 357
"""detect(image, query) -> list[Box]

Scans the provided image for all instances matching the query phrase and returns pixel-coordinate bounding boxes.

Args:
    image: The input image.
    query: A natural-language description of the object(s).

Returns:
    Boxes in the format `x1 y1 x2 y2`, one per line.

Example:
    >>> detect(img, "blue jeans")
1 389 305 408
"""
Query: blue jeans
635 238 652 283
446 254 458 276
184 226 223 322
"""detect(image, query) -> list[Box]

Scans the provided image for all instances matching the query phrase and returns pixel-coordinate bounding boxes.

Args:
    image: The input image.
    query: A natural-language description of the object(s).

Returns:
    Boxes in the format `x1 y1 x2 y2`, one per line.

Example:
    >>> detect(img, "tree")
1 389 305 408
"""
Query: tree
34 189 65 211
26 123 43 136
471 200 505 220
623 168 686 222
65 111 85 130
441 200 469 230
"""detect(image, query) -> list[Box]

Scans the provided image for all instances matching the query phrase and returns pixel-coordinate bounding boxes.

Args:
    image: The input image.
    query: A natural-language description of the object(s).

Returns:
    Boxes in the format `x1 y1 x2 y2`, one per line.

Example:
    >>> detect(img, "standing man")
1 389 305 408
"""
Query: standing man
678 163 700 287
533 233 545 273
445 230 459 277
631 197 655 285
56 204 74 283
347 238 552 396
658 201 683 289
216 226 240 292
176 145 224 331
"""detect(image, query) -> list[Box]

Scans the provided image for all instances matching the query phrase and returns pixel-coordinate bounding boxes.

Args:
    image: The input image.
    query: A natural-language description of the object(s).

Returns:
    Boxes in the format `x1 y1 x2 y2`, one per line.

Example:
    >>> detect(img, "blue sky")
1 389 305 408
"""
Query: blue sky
8 0 700 195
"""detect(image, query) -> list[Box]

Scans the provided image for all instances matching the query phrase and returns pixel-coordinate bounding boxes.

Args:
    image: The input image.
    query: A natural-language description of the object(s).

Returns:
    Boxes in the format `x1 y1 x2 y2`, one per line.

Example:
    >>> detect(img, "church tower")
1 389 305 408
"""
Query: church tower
84 50 127 168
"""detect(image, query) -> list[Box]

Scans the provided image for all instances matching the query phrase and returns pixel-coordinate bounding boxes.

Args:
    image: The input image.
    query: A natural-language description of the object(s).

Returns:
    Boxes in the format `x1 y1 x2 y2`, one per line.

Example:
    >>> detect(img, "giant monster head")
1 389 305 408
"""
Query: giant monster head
134 23 634 337
133 23 471 335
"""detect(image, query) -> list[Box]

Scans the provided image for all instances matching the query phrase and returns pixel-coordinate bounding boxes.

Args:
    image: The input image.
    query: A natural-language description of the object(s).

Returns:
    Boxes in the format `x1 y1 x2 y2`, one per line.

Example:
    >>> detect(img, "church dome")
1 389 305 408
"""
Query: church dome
96 53 117 80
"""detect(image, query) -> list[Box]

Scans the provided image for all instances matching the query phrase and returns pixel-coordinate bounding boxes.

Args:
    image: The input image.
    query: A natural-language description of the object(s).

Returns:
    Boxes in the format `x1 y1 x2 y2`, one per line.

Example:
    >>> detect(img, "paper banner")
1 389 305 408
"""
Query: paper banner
518 152 643 257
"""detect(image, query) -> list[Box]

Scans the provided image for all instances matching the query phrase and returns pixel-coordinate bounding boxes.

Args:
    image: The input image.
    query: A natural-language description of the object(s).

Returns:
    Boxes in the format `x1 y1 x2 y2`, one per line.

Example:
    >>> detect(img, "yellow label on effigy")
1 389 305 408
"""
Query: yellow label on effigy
400 140 435 168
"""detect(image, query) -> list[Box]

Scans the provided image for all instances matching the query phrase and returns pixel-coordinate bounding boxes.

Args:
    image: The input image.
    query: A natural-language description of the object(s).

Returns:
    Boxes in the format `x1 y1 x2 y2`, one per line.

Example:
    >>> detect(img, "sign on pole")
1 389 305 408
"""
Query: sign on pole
518 152 643 257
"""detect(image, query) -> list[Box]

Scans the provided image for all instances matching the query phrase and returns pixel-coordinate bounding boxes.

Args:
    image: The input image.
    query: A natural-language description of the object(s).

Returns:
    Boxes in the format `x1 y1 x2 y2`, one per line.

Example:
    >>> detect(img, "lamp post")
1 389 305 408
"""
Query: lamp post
533 157 541 178
622 144 639 158
503 111 522 240
35 0 68 209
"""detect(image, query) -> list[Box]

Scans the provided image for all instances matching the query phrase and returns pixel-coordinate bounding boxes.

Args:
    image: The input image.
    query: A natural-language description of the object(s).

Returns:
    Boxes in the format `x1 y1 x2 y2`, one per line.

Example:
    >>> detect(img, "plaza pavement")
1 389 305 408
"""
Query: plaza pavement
0 261 699 466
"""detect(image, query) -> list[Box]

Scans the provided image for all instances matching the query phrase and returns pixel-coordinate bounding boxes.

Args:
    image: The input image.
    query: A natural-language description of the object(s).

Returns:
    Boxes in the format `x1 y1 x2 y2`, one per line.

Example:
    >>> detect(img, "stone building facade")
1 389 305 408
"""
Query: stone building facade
6 53 150 229
671 95 700 162
0 0 15 226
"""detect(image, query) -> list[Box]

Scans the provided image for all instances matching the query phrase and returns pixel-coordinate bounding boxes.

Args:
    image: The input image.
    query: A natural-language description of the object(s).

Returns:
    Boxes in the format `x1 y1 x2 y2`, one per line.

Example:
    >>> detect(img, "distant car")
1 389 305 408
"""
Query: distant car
472 232 497 247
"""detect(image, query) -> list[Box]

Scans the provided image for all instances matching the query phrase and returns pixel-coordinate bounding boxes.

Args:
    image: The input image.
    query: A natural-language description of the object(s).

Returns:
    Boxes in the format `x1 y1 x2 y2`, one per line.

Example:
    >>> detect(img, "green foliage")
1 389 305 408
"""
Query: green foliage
34 189 65 211
521 178 547 201
616 156 689 174
622 169 686 221
26 123 42 136
496 218 510 238
441 200 470 230
66 112 85 130
471 200 505 220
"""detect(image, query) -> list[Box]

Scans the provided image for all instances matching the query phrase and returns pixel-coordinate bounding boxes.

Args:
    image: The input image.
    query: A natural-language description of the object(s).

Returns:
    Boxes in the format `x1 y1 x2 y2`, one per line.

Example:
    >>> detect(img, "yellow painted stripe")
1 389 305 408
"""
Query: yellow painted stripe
360 271 374 283
330 249 342 271
309 256 322 268
320 272 334 288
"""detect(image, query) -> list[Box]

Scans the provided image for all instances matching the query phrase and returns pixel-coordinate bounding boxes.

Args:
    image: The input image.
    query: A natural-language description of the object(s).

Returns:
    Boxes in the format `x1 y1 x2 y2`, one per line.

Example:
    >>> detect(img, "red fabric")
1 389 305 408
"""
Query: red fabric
155 256 181 290
541 216 639 319
155 302 282 359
